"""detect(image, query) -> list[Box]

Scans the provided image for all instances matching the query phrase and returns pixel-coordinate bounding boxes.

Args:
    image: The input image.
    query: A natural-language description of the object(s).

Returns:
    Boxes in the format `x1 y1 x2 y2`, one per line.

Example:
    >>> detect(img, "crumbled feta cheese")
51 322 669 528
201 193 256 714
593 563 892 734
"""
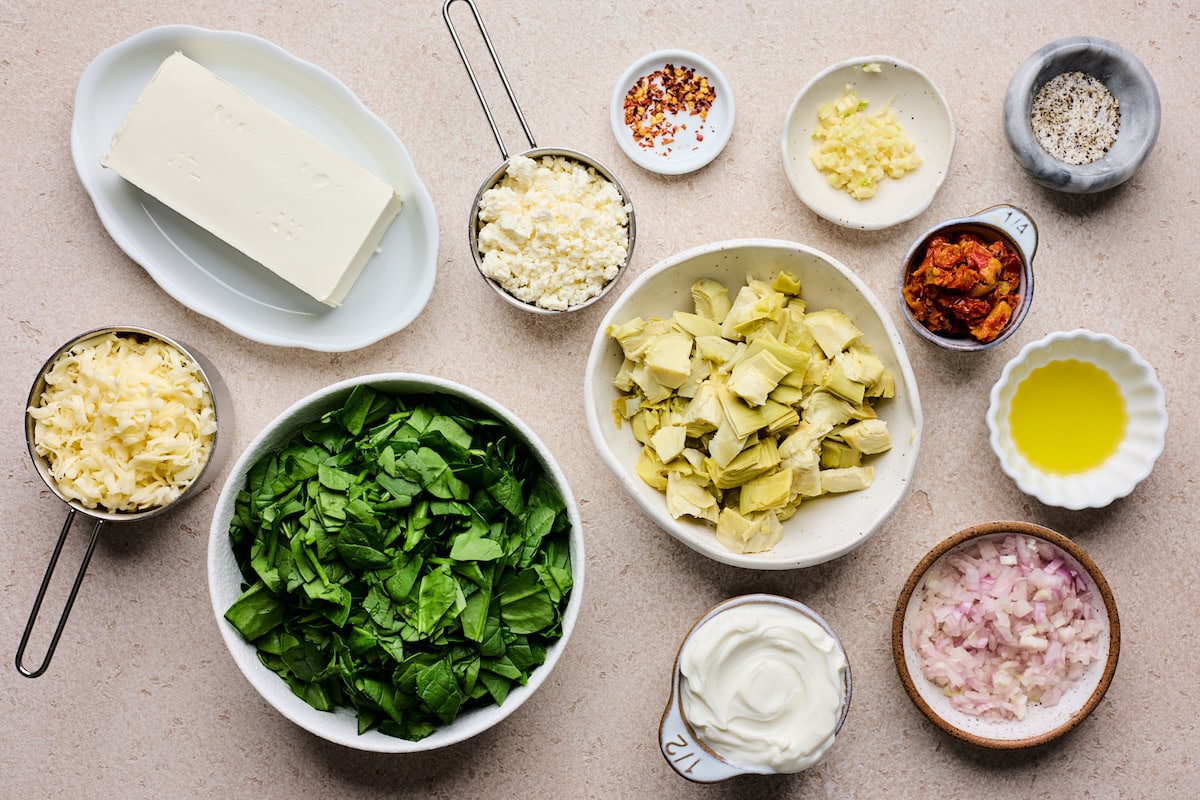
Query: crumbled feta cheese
477 155 630 311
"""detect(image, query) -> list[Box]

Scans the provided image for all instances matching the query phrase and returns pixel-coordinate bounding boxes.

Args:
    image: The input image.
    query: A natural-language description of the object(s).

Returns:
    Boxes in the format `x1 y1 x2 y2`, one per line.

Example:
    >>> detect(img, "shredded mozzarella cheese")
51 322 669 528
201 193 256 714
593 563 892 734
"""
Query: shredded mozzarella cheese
29 333 216 512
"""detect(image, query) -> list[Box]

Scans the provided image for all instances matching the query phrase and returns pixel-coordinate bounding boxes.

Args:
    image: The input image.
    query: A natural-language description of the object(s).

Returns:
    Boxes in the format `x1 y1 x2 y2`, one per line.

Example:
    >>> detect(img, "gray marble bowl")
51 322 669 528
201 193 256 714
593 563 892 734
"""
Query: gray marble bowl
1003 37 1160 193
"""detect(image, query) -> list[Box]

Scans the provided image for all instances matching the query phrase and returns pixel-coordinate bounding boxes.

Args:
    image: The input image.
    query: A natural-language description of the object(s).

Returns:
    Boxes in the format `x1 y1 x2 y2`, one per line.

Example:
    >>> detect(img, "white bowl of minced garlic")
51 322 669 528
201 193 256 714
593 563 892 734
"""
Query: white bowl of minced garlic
781 56 956 230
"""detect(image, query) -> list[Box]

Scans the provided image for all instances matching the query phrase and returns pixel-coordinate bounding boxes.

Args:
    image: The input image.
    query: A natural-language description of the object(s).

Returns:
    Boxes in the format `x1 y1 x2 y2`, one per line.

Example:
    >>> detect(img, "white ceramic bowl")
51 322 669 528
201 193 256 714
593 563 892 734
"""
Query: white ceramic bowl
782 56 956 230
583 239 923 569
893 521 1120 749
986 330 1167 509
610 49 734 175
207 373 584 752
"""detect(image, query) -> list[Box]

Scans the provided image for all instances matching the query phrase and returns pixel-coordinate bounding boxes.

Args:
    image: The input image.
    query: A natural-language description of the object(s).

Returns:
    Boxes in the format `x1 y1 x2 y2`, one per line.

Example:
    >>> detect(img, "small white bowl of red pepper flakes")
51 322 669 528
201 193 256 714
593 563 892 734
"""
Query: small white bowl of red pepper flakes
610 49 734 175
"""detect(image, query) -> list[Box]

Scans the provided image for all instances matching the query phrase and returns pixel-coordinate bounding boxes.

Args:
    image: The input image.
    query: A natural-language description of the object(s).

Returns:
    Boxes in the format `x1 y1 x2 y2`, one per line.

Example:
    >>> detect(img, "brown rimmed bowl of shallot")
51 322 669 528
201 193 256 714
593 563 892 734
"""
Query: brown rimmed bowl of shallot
892 521 1119 749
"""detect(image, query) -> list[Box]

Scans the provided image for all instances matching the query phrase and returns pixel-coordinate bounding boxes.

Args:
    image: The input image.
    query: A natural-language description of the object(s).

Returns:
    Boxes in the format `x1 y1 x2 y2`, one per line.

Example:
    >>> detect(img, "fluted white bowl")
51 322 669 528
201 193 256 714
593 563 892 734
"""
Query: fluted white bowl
986 330 1167 509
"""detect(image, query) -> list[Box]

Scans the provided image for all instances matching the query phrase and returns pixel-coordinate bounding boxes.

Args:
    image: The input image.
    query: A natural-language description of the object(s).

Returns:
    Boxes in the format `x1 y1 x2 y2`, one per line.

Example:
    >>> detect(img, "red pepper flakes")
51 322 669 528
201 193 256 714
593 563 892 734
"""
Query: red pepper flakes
623 64 717 152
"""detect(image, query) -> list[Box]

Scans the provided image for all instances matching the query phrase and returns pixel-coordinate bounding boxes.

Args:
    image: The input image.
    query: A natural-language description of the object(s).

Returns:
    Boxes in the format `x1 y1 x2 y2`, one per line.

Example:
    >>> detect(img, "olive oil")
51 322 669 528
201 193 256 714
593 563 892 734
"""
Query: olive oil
1008 359 1127 475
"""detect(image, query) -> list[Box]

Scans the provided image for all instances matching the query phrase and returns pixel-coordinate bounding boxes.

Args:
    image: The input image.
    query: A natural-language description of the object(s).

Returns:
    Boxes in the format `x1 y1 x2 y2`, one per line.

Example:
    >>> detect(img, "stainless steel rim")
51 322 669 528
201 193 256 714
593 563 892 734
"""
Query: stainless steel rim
24 325 231 521
468 147 637 315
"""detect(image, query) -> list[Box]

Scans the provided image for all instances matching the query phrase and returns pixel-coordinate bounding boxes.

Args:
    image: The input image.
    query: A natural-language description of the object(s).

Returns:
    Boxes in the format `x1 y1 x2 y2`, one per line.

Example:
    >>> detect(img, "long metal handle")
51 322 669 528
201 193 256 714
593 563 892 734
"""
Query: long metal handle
443 0 536 159
15 508 104 678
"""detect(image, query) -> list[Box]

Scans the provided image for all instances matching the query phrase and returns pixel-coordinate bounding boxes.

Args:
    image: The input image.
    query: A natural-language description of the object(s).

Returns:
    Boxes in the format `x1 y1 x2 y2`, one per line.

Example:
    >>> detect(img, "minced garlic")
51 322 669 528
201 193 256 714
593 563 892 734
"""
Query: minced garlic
29 333 216 512
809 85 922 200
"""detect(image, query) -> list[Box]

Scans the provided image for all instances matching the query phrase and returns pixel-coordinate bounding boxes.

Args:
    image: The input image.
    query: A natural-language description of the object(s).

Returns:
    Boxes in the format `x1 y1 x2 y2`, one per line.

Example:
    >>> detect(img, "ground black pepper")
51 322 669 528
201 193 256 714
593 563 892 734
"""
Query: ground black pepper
1030 71 1120 165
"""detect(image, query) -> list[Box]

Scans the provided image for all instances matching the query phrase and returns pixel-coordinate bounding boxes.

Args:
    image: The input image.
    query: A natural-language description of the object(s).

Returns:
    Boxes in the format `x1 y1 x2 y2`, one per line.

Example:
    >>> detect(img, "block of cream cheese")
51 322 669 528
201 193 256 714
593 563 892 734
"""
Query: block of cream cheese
101 52 402 307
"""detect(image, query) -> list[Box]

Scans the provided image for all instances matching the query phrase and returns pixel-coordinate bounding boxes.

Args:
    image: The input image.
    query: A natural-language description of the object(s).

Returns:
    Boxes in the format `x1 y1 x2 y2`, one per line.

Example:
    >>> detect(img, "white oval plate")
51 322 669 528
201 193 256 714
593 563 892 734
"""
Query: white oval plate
610 49 734 175
71 25 438 352
782 56 955 230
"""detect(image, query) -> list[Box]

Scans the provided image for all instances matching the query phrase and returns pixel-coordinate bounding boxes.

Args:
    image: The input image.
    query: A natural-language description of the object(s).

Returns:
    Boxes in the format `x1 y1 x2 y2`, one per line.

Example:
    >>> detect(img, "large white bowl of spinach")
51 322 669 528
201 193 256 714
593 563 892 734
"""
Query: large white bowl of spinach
207 374 583 751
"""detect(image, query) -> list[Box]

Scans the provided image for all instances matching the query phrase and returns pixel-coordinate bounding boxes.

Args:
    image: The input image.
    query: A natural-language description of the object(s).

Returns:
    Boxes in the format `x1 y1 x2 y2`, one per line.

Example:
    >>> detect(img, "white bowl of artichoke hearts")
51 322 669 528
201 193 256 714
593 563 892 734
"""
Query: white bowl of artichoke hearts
584 240 923 569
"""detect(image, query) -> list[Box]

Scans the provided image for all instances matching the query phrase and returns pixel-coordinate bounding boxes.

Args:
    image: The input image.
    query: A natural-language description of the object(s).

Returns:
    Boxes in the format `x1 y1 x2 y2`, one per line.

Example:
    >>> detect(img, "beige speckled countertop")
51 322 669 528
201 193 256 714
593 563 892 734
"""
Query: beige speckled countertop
3 2 1198 798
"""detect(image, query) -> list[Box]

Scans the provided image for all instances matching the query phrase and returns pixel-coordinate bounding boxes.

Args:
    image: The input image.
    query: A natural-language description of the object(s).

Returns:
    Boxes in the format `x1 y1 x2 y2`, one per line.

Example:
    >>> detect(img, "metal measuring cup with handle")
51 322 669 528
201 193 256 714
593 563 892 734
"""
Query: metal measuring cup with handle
16 326 232 678
443 0 637 314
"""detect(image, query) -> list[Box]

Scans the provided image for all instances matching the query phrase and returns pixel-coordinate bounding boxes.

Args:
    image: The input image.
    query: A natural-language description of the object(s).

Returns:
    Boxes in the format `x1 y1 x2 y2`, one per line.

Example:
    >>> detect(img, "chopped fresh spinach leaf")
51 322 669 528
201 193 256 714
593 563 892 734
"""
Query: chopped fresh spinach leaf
225 388 573 741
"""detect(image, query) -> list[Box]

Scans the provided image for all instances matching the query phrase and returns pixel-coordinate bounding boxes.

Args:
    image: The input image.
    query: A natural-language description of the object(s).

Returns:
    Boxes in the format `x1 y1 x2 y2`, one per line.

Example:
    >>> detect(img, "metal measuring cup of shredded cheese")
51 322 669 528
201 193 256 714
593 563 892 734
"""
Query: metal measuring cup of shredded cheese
444 0 637 315
16 326 232 678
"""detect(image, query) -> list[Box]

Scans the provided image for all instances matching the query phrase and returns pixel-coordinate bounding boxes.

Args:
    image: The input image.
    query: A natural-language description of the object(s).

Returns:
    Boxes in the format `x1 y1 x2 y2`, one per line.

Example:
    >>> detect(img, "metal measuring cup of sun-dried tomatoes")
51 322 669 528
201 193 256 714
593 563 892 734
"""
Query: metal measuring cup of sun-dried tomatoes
898 204 1037 352
16 326 232 678
443 0 636 315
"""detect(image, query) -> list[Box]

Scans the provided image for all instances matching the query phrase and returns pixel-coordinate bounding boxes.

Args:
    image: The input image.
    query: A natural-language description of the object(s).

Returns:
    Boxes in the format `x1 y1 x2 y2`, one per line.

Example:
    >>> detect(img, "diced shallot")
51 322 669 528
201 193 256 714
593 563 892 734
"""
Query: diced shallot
910 534 1104 721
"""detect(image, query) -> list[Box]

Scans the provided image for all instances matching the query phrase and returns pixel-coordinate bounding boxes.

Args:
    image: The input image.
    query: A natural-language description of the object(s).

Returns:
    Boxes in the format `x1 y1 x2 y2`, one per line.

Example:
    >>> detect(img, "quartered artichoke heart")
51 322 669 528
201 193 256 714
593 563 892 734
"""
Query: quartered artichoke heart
608 270 896 555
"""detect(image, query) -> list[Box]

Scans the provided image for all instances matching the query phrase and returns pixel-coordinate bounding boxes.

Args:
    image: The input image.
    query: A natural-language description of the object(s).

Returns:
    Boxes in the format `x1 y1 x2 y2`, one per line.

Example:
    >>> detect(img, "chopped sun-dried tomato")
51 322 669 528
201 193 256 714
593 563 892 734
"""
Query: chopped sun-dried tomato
903 232 1022 343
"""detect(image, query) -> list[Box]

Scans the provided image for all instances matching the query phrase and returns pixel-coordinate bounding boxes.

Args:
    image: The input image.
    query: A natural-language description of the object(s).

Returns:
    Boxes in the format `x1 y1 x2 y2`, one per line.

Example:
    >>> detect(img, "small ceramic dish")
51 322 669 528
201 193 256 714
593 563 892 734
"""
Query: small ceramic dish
208 373 584 752
660 594 851 782
782 56 955 230
986 330 1167 509
893 521 1119 749
584 239 923 570
610 49 734 175
1004 36 1160 193
898 204 1037 352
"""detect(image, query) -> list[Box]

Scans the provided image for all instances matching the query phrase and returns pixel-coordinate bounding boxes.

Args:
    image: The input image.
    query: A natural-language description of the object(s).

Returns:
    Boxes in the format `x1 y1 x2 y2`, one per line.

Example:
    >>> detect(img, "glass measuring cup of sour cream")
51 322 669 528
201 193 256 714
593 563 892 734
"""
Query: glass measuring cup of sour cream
659 594 852 782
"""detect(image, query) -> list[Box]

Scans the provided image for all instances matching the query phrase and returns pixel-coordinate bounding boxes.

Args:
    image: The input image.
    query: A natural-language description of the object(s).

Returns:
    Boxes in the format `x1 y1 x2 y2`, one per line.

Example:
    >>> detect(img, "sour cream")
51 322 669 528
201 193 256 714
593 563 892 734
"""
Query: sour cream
679 602 847 773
